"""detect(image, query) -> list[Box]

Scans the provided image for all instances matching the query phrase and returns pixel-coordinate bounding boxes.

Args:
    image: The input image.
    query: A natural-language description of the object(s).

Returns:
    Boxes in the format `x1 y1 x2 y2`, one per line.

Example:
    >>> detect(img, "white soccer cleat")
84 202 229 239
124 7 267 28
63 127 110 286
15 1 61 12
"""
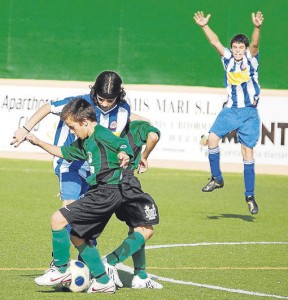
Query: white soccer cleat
87 278 116 293
131 275 163 289
102 257 123 287
34 266 71 286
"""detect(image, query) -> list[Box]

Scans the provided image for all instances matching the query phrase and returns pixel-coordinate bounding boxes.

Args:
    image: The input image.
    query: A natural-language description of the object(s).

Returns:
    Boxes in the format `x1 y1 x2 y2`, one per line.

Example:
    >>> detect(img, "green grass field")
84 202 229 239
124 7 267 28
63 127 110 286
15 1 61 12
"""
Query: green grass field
0 158 287 299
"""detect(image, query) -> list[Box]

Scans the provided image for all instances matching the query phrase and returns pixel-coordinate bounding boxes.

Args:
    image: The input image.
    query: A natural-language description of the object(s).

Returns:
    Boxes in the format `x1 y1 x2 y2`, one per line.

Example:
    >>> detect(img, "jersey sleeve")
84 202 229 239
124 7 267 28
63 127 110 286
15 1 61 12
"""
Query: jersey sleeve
50 96 74 115
114 103 130 136
50 94 92 115
138 123 160 143
246 48 259 70
60 139 87 161
221 48 233 70
129 121 160 146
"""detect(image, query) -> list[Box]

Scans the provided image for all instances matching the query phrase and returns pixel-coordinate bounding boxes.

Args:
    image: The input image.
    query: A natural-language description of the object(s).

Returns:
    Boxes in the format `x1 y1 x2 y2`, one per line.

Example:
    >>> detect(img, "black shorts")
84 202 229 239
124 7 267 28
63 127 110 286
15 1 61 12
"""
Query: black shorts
115 170 159 228
60 184 122 240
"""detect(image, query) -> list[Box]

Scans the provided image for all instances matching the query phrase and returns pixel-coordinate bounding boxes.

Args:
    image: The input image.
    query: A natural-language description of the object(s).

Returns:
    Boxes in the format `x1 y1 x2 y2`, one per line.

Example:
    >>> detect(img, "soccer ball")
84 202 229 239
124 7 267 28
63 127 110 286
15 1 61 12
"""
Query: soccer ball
65 260 90 292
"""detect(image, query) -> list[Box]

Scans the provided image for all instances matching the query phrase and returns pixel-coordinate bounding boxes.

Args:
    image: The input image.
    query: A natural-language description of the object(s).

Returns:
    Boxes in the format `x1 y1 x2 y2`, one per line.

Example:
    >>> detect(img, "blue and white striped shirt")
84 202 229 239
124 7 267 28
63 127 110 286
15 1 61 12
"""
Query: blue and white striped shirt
221 48 260 108
50 94 130 176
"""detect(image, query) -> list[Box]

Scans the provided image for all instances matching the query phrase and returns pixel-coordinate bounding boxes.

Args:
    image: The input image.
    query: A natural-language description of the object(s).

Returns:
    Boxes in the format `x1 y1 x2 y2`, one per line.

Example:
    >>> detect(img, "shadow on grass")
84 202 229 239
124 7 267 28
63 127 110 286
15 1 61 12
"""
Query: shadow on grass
118 269 134 288
207 214 255 222
29 269 134 293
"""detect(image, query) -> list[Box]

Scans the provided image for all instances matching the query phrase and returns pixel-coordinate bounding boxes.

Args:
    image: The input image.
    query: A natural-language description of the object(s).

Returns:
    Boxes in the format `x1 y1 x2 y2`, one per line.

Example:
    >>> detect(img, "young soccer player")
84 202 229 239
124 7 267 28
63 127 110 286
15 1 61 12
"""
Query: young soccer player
103 120 163 289
11 71 131 210
10 71 146 256
193 11 264 214
25 97 133 293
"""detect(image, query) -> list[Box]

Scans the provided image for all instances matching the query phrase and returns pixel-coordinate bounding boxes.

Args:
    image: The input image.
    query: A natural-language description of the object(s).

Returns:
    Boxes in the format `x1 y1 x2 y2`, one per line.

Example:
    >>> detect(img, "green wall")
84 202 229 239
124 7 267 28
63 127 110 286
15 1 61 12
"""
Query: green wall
0 0 287 89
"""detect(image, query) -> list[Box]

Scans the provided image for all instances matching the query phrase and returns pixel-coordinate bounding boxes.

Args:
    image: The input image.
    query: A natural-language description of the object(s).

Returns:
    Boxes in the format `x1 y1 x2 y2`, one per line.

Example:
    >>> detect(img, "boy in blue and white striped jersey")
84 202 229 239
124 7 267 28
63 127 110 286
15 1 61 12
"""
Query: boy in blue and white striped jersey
194 11 264 214
10 71 147 254
11 71 131 210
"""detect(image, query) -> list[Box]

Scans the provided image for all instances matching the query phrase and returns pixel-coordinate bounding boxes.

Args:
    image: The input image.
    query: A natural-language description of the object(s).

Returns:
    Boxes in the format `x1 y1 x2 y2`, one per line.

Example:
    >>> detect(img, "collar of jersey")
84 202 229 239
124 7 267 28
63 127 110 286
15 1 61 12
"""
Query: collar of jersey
96 105 117 115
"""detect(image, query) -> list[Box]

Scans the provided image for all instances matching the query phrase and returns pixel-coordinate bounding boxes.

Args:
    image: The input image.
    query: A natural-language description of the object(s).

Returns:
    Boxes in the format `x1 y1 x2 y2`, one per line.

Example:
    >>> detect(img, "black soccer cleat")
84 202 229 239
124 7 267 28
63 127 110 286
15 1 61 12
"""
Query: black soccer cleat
246 195 259 215
202 177 224 192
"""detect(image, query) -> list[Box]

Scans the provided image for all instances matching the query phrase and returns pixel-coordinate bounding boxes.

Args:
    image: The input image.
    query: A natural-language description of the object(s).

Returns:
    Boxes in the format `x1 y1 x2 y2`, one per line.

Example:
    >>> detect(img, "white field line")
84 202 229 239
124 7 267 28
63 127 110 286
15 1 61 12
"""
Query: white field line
1 242 287 298
118 242 288 299
145 241 288 250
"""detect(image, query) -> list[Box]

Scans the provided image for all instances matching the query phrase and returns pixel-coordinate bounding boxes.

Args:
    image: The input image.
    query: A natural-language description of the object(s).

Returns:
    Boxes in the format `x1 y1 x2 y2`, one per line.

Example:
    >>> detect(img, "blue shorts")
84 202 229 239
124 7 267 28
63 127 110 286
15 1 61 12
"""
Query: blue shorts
210 107 260 148
58 170 90 201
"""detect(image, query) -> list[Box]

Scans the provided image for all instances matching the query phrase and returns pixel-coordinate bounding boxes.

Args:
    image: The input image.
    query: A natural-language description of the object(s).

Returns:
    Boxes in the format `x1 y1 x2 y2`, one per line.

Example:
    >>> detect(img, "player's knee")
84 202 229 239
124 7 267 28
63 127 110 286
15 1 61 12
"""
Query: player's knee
146 227 154 240
134 225 154 241
50 210 67 230
241 145 254 160
208 132 220 148
70 234 85 247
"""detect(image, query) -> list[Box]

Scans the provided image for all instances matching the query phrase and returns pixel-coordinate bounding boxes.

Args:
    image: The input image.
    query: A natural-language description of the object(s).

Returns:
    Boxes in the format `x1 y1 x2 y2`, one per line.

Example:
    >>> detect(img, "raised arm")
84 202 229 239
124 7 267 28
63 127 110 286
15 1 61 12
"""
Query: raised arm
10 102 51 147
25 133 63 157
193 11 225 56
250 11 264 57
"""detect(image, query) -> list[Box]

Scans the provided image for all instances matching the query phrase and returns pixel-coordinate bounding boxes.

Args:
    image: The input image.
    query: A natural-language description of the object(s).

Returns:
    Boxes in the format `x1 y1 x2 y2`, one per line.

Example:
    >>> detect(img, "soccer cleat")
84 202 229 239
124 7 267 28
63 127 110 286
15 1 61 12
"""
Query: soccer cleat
246 195 259 214
34 266 71 286
102 257 123 287
131 275 163 289
202 177 224 192
87 278 116 293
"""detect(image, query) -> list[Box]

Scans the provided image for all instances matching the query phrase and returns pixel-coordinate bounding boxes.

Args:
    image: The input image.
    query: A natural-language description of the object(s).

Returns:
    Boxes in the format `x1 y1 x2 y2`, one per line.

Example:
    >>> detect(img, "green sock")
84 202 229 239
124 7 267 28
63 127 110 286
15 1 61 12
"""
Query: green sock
52 228 70 273
107 232 145 266
132 244 148 279
76 243 109 284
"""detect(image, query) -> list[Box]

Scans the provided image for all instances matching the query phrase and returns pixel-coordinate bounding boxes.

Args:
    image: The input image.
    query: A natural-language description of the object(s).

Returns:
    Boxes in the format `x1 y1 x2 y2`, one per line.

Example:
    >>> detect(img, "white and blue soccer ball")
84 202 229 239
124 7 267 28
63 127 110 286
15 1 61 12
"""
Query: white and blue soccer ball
66 260 90 292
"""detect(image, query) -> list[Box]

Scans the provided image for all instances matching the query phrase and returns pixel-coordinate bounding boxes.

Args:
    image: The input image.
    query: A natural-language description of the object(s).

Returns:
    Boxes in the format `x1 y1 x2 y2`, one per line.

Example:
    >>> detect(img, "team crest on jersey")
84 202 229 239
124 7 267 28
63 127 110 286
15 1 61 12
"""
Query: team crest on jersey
144 205 157 220
87 152 93 163
109 121 117 130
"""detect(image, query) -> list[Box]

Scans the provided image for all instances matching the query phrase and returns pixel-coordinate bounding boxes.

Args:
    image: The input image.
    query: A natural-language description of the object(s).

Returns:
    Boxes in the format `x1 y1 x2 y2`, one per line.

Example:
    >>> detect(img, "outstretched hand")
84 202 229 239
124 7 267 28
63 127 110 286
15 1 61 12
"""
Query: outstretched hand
137 158 148 174
10 128 28 147
252 11 264 28
193 11 211 27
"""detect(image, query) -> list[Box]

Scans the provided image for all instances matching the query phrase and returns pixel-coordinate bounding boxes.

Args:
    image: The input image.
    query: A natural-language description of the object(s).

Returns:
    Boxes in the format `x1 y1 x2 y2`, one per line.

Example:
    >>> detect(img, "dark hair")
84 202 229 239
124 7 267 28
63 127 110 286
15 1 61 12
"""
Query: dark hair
60 97 96 122
90 70 126 105
230 34 249 48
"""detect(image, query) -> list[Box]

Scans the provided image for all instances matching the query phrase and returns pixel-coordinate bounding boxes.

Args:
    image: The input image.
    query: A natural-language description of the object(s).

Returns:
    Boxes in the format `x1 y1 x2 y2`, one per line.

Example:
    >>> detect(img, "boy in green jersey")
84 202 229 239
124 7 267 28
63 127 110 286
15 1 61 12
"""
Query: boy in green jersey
25 97 133 293
103 120 163 289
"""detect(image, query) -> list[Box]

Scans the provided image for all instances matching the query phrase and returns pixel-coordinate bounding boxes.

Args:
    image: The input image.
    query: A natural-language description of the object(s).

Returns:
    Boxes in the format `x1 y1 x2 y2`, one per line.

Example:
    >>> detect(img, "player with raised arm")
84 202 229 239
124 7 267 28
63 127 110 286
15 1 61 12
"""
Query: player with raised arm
194 11 264 214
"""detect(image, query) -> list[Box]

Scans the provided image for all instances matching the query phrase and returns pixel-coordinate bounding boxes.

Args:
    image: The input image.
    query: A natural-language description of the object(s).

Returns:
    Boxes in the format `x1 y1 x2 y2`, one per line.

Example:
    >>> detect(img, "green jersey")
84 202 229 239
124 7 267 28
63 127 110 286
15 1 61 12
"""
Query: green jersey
61 124 133 185
120 121 160 170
